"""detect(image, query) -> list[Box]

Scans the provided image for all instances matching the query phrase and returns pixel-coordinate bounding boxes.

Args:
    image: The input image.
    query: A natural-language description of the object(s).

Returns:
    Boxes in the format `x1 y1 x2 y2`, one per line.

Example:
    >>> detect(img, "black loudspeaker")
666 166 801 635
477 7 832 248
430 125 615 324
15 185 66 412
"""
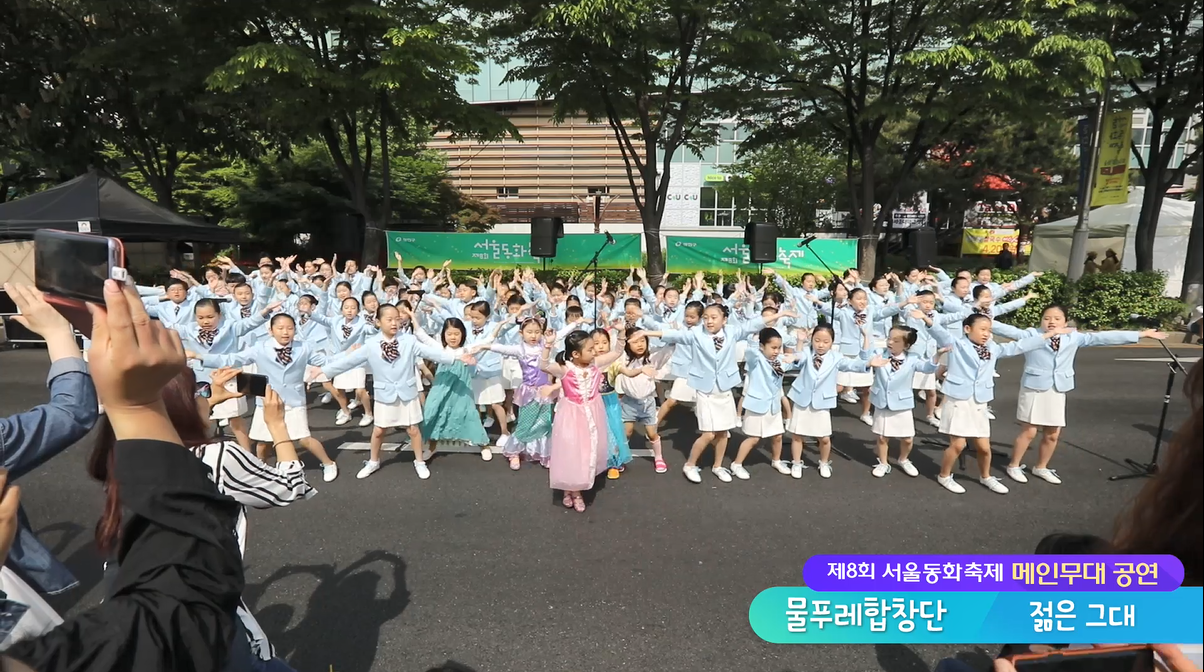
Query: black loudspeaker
743 221 777 263
910 228 937 268
531 217 563 258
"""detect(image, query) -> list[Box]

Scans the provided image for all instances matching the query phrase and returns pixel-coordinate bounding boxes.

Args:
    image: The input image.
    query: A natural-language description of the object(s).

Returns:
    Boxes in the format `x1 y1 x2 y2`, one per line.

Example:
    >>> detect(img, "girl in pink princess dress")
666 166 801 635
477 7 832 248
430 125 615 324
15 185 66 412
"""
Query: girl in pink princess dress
539 328 627 512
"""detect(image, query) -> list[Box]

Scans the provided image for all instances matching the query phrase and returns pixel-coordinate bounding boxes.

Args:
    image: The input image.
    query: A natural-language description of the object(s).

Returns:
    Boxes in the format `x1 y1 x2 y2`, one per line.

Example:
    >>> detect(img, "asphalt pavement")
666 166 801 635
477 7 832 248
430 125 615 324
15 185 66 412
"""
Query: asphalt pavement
4 344 1199 672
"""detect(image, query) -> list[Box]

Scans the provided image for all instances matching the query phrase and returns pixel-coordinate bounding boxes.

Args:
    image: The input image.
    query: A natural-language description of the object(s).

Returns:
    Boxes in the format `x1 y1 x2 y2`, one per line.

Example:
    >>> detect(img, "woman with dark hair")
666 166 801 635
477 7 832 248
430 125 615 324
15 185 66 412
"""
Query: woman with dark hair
88 366 314 672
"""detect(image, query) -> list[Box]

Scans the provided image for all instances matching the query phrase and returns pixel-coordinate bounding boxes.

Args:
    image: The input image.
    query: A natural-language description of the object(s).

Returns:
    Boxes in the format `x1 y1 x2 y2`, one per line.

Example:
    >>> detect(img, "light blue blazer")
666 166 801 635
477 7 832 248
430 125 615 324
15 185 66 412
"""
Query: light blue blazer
741 348 787 415
928 322 1047 403
866 349 939 411
175 312 268 383
660 318 765 394
146 299 195 329
296 311 331 349
202 339 327 408
784 347 869 411
323 334 453 404
990 322 1139 392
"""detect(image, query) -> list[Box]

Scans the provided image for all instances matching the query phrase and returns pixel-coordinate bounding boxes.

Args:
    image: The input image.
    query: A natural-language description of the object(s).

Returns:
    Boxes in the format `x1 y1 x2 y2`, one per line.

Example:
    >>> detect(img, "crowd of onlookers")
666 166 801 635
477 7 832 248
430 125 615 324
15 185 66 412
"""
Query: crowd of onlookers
0 276 1200 670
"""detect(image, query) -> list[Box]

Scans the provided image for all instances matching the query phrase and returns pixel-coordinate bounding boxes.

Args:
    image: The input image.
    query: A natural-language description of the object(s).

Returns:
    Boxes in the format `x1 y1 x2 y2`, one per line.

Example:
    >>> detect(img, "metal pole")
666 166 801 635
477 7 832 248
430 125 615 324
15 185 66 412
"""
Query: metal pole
1067 82 1110 281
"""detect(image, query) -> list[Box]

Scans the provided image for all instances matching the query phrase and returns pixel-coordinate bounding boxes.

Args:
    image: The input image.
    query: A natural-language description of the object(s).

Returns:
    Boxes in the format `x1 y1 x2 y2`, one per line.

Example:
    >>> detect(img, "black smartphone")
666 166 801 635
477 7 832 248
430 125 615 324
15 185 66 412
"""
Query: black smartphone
34 230 126 304
236 372 268 398
1011 646 1155 672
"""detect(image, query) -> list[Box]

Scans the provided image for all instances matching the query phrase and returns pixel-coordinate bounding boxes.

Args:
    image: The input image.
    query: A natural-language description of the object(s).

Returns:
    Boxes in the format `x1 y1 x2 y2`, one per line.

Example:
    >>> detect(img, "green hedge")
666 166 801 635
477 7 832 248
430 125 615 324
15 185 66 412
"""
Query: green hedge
992 269 1186 330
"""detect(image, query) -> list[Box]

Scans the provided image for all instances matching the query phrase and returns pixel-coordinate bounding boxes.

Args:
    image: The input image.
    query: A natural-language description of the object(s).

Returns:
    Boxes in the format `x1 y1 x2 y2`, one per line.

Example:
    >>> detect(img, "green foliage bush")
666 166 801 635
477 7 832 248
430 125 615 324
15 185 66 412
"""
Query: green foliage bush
992 268 1184 330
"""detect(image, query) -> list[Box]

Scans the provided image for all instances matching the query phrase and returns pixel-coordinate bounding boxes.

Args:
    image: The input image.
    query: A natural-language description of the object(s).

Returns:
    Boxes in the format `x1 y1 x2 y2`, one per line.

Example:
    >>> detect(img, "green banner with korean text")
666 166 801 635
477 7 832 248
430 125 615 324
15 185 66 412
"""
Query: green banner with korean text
385 231 642 270
665 236 857 275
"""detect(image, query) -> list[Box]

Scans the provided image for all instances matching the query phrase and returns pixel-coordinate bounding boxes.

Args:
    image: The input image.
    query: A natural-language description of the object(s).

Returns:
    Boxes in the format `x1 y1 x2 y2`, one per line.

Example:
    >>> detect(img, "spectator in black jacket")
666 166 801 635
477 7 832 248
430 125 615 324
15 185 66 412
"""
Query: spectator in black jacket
1 279 244 672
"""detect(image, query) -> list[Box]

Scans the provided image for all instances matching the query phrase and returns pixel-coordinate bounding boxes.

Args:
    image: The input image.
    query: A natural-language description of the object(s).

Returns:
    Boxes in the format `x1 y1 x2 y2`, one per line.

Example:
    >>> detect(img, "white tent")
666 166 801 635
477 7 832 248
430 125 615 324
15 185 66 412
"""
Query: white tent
1029 187 1194 296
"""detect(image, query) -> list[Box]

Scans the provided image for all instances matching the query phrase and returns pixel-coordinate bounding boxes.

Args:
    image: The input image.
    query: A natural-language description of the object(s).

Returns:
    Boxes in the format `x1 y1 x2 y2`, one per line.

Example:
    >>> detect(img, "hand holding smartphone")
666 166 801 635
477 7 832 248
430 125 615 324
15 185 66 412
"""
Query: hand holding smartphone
34 230 128 335
1004 645 1156 672
236 372 269 398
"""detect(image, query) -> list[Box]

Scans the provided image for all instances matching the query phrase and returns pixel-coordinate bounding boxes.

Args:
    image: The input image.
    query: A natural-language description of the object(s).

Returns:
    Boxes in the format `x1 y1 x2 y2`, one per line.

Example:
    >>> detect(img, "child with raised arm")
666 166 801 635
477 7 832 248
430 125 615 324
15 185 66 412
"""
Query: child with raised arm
539 330 627 513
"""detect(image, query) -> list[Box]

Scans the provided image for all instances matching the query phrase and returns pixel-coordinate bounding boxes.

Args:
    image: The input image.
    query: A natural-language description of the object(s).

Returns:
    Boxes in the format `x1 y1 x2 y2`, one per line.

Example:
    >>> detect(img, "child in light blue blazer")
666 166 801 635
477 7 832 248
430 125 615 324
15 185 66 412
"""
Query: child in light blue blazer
991 304 1166 486
322 304 468 481
815 287 903 423
655 301 705 425
327 296 375 427
782 324 876 479
633 304 793 484
925 314 1070 496
730 327 798 481
196 313 339 481
864 325 942 479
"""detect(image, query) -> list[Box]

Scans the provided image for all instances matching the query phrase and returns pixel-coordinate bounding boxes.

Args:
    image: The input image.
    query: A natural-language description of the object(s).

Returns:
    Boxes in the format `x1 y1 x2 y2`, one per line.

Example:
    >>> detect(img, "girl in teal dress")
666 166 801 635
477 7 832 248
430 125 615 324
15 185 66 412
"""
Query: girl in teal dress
417 317 489 451
591 327 632 479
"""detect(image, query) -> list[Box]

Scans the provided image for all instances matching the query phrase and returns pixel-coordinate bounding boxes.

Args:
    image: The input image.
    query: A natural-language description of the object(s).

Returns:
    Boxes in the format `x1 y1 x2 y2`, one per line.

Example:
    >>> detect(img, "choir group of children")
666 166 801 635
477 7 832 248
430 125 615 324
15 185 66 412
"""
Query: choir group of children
125 252 1164 511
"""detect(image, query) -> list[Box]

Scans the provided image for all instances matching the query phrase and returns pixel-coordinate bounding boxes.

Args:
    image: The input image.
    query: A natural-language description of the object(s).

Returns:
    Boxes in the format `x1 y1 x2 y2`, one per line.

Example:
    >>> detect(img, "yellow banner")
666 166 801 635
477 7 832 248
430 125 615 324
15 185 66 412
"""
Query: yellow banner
961 228 1025 256
1091 110 1133 206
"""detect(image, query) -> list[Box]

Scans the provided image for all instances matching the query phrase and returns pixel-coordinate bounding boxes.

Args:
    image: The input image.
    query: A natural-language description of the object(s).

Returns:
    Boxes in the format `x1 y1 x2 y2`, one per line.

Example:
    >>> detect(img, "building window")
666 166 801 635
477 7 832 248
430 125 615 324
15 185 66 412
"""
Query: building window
587 186 609 195
496 187 519 199
1129 115 1197 170
698 186 743 226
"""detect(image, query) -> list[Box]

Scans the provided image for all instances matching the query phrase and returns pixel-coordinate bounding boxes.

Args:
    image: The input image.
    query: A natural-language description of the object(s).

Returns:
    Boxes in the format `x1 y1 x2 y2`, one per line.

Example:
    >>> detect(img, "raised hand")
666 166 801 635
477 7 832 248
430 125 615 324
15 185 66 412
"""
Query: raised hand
4 283 72 339
868 355 889 368
1140 329 1168 340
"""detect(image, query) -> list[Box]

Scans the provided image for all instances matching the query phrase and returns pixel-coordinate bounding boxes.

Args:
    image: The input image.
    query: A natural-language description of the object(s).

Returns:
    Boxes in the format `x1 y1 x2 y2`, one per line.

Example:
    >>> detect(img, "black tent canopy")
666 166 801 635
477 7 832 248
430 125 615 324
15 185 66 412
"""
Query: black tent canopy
0 169 242 243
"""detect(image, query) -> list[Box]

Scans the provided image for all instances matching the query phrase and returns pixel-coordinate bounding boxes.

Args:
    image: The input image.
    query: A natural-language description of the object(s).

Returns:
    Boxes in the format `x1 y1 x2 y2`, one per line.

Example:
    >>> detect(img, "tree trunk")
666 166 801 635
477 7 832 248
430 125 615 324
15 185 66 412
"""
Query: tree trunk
1181 193 1203 307
362 100 391 267
1134 168 1166 271
857 144 877 279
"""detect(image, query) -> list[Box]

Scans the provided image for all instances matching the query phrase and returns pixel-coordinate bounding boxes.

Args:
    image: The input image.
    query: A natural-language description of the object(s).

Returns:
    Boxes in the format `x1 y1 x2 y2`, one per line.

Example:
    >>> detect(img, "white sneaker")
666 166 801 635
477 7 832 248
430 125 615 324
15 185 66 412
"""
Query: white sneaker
897 459 919 477
413 460 431 479
480 447 493 461
790 461 803 479
683 465 702 483
322 462 339 482
937 474 965 494
218 419 229 428
358 414 374 427
926 415 940 427
320 392 333 405
818 461 833 479
356 460 381 479
1005 465 1028 483
859 413 873 426
980 476 1009 494
872 461 891 478
772 460 791 475
1032 467 1062 484
839 391 859 404
712 466 733 483
335 410 351 426
348 399 361 411
933 406 943 420
917 390 927 401
731 463 751 480
992 371 1000 378
986 407 996 421
483 415 495 428
494 435 508 447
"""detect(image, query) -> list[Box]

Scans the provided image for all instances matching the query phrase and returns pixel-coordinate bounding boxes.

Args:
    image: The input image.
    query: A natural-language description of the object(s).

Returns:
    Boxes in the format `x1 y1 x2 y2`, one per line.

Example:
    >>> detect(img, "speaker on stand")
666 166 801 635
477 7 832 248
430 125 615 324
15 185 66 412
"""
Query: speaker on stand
910 228 937 269
531 217 564 258
744 222 778 264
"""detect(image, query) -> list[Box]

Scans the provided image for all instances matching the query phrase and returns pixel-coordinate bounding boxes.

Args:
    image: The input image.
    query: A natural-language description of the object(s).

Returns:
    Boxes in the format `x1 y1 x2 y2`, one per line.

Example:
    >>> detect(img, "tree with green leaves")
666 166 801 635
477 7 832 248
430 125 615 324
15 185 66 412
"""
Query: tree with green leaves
1113 0 1202 271
726 0 1117 276
718 140 844 235
208 0 514 264
488 0 741 281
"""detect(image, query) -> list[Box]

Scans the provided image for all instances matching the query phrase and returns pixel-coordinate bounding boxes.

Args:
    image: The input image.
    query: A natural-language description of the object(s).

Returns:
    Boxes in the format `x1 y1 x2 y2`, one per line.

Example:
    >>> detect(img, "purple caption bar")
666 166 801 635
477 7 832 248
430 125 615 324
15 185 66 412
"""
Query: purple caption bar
804 555 1184 592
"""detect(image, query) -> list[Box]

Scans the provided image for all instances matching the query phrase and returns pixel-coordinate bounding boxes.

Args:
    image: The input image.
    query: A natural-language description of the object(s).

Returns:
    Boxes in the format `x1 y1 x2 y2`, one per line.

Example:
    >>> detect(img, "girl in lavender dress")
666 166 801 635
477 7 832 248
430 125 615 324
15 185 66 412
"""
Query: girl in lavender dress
539 330 626 512
475 316 556 470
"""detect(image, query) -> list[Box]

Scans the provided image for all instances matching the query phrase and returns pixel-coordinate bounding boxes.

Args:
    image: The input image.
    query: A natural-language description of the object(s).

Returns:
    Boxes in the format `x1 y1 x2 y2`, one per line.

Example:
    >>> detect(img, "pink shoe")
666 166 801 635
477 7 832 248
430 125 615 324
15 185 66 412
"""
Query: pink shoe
562 493 573 508
508 456 521 471
654 458 668 474
572 494 586 513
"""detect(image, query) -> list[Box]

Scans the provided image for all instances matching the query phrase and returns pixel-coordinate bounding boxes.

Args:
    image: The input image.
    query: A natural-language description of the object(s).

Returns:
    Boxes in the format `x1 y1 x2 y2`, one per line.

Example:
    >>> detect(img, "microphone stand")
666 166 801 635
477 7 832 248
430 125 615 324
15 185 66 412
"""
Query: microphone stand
801 239 839 325
585 236 612 329
1109 339 1186 481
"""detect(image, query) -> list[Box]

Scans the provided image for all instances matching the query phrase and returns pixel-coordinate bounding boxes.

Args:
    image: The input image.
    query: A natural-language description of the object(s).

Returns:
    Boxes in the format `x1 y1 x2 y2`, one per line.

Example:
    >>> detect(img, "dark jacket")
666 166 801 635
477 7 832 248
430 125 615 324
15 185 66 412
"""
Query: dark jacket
6 438 245 672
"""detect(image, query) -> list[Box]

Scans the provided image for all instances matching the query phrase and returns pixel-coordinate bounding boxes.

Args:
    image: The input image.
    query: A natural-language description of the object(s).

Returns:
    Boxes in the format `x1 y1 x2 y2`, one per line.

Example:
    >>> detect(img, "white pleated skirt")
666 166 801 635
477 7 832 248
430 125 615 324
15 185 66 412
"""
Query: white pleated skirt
209 379 247 421
939 398 991 438
332 367 366 391
669 377 697 403
375 398 423 428
472 376 506 405
735 340 748 364
872 407 916 438
249 405 311 442
836 354 872 388
742 409 785 438
1016 387 1066 428
786 404 832 438
912 371 938 391
501 359 523 390
695 389 738 432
